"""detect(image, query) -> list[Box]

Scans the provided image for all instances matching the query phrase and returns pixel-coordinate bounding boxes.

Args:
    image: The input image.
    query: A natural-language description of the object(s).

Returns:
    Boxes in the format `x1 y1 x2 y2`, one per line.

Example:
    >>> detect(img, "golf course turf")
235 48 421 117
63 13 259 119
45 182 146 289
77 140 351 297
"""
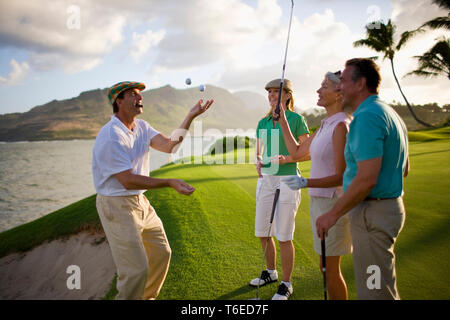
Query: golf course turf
1 127 449 300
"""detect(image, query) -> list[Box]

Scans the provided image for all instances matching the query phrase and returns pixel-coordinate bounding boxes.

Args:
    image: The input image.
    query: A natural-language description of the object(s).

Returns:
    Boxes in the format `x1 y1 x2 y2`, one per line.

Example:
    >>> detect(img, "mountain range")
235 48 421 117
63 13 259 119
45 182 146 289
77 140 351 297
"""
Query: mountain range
0 84 447 142
0 85 272 142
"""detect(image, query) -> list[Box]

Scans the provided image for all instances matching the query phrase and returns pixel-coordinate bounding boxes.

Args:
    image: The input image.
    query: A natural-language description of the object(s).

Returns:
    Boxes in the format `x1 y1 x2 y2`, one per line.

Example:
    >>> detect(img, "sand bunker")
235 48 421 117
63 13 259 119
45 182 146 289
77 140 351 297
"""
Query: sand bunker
0 231 115 300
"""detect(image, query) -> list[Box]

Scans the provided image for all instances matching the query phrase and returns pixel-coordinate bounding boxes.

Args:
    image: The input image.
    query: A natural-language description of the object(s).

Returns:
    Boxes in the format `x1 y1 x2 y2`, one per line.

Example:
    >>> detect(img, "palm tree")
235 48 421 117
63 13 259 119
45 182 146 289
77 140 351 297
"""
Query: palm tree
405 37 450 80
353 19 433 127
400 0 450 81
398 0 449 44
421 0 450 30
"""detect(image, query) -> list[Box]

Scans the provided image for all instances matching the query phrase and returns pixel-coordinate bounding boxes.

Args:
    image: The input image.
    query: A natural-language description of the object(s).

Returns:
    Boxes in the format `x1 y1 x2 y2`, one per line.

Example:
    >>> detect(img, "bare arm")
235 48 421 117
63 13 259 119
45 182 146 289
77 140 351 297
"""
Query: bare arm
278 107 315 160
150 99 214 153
404 156 410 177
115 169 195 195
315 157 382 238
277 133 311 163
255 138 264 177
306 122 348 188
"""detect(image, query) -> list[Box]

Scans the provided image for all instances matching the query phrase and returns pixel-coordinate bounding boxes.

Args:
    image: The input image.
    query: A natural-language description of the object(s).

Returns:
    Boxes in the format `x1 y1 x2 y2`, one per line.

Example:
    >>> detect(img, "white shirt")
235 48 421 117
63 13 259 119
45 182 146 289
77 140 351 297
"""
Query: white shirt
92 116 160 196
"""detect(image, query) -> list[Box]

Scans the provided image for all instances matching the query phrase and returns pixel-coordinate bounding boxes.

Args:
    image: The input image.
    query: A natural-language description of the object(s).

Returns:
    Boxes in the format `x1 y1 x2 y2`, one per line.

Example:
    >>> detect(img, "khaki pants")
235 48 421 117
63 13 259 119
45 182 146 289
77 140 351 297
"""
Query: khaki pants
96 194 171 300
349 198 405 300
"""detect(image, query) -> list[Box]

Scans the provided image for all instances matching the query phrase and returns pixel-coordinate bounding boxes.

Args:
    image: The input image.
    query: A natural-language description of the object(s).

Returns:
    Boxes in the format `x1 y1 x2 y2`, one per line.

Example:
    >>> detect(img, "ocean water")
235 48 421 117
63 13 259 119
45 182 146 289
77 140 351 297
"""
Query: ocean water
0 137 217 233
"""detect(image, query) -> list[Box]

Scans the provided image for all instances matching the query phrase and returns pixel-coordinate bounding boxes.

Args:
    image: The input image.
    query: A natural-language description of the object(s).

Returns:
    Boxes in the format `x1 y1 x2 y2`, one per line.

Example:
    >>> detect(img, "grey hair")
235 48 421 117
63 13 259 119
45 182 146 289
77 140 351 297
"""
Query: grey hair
325 71 340 89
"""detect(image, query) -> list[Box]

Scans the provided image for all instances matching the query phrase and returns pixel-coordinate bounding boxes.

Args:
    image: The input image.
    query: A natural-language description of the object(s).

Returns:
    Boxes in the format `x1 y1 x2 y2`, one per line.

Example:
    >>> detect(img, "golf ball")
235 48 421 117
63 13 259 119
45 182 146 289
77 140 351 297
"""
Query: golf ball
185 78 191 85
199 84 206 92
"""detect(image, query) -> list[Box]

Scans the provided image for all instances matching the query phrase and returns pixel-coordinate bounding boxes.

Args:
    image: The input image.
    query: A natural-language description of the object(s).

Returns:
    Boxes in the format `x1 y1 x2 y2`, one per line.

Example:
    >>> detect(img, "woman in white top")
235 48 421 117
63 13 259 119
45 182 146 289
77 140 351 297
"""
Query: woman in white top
275 71 352 300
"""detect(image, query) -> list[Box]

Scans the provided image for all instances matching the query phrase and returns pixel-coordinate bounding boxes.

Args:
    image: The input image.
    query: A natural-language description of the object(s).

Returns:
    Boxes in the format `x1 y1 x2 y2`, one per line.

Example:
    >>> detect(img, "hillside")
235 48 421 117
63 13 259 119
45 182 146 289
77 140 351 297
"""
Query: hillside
0 85 269 142
0 85 448 141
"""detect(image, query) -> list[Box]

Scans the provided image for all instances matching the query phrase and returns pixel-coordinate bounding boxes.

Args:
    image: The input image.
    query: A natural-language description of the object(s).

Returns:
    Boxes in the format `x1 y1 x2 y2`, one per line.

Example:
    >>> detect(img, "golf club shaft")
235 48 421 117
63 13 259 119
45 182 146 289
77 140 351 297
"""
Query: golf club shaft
321 237 327 300
274 0 294 121
256 188 280 299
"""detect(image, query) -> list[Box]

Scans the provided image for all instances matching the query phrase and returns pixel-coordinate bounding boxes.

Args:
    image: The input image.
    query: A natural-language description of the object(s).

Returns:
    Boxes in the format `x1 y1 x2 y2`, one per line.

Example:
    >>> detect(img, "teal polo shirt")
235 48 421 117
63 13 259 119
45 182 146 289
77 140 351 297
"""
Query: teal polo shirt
343 95 408 198
256 110 310 176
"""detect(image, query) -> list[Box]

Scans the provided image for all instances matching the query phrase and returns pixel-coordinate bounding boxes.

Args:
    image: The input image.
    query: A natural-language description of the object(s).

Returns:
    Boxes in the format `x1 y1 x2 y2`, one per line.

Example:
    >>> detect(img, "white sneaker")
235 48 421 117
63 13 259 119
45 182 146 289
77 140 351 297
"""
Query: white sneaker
272 282 293 300
249 270 278 287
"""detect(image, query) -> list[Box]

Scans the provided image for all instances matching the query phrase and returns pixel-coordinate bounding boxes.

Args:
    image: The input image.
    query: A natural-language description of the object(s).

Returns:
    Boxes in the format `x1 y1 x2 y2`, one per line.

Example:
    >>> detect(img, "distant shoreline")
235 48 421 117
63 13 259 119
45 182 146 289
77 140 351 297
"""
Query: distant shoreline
0 138 96 143
0 134 246 143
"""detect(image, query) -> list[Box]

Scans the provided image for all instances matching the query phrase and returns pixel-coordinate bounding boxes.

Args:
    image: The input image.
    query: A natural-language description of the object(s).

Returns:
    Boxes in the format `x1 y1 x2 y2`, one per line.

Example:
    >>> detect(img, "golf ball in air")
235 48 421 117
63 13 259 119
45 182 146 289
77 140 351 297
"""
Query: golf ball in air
199 84 206 92
185 78 191 85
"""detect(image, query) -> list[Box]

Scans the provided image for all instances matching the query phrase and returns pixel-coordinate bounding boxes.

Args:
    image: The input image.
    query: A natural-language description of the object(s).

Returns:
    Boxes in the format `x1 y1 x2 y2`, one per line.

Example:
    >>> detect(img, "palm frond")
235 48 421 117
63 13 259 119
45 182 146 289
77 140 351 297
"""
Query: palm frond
431 0 450 11
421 16 450 30
354 20 396 60
353 38 386 53
404 69 440 78
396 28 426 50
405 38 450 79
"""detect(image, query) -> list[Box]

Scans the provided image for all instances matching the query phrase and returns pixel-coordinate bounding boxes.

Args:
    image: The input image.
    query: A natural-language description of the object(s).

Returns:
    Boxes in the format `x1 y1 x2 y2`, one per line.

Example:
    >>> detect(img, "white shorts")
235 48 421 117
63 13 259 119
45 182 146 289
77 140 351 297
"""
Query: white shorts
255 175 301 241
310 195 352 256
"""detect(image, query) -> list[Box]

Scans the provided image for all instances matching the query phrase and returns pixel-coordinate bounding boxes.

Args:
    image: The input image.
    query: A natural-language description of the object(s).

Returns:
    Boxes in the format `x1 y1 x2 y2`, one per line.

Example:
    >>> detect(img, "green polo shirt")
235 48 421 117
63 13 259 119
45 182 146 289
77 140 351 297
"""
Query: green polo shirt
256 110 309 176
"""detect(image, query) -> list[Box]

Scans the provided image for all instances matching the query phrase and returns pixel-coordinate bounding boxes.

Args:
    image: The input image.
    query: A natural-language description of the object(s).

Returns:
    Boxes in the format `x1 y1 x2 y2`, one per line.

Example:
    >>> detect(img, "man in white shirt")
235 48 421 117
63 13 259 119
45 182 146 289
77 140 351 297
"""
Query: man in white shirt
93 81 213 300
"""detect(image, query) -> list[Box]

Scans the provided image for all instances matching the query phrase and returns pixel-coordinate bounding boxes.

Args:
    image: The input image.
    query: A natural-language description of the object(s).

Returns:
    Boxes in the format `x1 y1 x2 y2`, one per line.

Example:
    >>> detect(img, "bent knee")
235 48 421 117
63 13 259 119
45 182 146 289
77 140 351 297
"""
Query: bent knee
278 240 293 246
158 244 172 262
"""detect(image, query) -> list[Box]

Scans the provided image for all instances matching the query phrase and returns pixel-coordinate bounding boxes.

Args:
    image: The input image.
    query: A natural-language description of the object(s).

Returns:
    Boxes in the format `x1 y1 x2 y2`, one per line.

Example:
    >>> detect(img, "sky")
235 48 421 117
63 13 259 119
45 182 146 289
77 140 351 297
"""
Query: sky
0 0 448 115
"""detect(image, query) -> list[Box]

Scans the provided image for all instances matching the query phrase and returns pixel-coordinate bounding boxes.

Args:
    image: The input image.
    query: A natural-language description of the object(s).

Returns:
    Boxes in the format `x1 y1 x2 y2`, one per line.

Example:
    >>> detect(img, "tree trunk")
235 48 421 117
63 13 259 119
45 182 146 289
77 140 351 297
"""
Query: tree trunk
390 58 433 127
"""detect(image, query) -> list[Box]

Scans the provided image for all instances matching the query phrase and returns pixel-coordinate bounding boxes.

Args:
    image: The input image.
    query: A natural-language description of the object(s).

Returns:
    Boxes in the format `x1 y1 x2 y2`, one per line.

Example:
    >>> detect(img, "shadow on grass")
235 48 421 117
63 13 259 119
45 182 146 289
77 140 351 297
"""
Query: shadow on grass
409 149 450 157
153 158 253 176
396 214 450 259
216 284 255 300
184 175 257 185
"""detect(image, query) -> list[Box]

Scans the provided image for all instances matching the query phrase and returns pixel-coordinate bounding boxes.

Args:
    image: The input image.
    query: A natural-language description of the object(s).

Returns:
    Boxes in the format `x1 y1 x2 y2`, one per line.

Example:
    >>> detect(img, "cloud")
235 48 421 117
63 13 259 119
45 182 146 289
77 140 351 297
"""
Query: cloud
0 59 30 86
0 0 127 73
380 0 450 105
215 1 450 109
138 0 286 72
391 0 448 32
130 29 166 62
0 0 447 108
217 7 373 109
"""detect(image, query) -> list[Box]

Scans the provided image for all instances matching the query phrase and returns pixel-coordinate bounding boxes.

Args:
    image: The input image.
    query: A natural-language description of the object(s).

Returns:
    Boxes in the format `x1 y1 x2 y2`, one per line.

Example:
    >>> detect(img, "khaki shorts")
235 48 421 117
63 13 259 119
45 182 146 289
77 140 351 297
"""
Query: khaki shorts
255 175 301 241
310 195 352 256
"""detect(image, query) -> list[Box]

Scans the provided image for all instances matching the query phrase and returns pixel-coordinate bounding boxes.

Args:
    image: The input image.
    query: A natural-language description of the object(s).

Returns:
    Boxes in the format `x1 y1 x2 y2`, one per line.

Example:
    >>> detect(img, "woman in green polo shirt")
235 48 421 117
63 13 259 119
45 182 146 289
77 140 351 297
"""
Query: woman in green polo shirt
249 79 310 300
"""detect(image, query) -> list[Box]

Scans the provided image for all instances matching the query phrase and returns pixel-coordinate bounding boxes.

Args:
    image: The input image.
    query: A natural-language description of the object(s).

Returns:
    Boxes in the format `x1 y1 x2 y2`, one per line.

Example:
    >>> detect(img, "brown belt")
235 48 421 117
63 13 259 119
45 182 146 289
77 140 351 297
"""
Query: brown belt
364 197 399 201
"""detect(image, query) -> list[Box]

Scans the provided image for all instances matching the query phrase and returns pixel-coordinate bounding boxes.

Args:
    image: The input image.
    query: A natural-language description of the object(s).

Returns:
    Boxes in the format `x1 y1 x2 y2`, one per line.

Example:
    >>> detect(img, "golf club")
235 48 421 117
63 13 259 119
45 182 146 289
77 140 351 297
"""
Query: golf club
321 237 327 300
273 0 294 121
251 188 280 300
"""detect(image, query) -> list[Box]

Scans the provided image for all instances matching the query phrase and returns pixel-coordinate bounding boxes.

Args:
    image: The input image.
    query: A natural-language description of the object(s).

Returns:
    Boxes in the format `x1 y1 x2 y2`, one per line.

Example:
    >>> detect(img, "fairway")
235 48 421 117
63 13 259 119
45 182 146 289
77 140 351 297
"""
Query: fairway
1 130 448 300
144 134 450 300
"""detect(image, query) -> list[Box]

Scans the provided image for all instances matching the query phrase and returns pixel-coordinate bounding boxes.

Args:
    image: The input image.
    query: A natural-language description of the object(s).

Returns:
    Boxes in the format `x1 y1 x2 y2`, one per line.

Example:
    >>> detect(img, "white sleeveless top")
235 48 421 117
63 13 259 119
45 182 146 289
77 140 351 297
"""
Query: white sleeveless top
309 112 351 198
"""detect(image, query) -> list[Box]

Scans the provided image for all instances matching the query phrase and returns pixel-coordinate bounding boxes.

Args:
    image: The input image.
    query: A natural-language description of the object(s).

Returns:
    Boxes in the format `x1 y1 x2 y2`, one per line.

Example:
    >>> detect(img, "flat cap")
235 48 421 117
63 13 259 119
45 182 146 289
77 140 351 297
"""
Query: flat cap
265 78 293 92
108 81 146 106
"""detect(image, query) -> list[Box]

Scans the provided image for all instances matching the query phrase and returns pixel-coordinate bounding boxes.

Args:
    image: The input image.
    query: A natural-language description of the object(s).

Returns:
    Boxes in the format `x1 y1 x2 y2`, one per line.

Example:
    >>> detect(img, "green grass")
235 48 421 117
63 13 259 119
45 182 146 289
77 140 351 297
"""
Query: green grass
408 126 450 142
1 128 449 299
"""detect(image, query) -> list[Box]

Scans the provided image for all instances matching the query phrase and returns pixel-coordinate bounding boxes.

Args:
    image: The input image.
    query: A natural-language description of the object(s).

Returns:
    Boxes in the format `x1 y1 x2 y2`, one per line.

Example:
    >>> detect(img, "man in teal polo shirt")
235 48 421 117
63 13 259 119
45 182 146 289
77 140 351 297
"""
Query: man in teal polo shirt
316 58 409 300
